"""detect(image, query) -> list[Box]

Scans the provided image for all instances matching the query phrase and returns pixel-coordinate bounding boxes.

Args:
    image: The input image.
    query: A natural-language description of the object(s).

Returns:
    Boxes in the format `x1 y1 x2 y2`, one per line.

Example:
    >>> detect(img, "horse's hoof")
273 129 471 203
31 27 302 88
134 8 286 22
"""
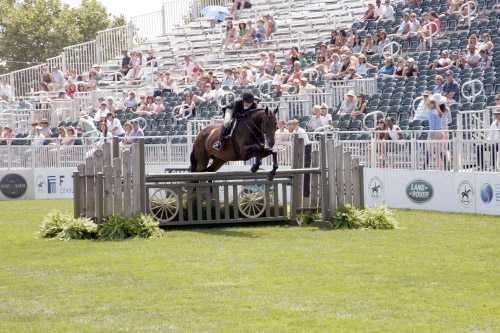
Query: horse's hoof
267 174 274 181
251 166 258 173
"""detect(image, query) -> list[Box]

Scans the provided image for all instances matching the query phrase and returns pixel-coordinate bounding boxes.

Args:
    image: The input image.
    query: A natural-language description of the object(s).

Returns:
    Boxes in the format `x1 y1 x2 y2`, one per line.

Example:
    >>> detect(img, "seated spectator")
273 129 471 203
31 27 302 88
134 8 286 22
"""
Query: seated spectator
275 120 290 143
222 68 235 87
479 33 494 53
336 30 348 48
28 120 39 138
339 55 353 76
286 61 303 84
231 0 252 15
202 82 217 101
467 34 478 50
354 93 367 115
384 117 403 140
330 30 338 45
17 97 32 110
246 51 270 71
403 58 419 77
374 0 383 20
429 50 451 70
40 67 54 92
356 54 378 76
123 91 139 110
105 113 124 137
183 55 195 81
153 97 165 114
94 122 112 146
1 125 15 144
154 72 167 97
118 90 128 108
237 21 257 49
441 71 460 103
361 34 375 55
32 126 46 146
57 91 71 100
266 51 277 72
39 118 51 138
125 52 143 80
239 69 252 86
393 57 407 79
291 79 301 95
320 103 333 126
94 102 109 122
145 96 157 112
476 109 500 171
351 36 362 54
428 11 441 34
122 119 144 144
77 112 99 143
372 34 381 55
345 66 363 80
406 0 421 8
0 80 12 101
402 13 420 41
106 97 116 115
50 66 65 91
395 12 411 36
67 68 78 84
298 52 308 67
357 3 376 22
378 57 396 78
232 22 248 49
438 50 463 71
414 90 431 120
377 31 390 55
462 45 480 69
89 64 104 84
66 84 77 98
316 53 326 66
308 105 324 130
323 54 342 80
419 12 430 34
64 126 77 145
299 77 316 95
175 91 200 119
253 19 267 47
432 75 444 94
212 81 224 102
478 49 492 69
338 91 357 114
254 67 272 87
443 0 465 16
378 0 395 21
272 82 283 99
118 50 132 77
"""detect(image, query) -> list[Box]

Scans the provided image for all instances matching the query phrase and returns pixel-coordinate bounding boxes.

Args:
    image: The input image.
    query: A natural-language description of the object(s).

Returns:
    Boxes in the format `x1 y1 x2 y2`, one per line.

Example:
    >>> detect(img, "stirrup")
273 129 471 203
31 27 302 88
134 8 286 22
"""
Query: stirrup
213 141 221 150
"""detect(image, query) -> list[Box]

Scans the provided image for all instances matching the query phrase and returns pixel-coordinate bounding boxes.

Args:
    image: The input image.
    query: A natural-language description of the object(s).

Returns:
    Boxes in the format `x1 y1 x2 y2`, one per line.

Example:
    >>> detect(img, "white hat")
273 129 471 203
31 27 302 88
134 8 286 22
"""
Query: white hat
432 94 447 105
35 126 42 130
78 111 88 118
407 58 415 63
345 90 356 98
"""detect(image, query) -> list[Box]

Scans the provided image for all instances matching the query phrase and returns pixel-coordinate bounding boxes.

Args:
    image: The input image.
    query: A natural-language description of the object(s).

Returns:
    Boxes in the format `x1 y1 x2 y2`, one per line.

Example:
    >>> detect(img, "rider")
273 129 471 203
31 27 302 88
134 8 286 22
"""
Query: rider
213 90 258 150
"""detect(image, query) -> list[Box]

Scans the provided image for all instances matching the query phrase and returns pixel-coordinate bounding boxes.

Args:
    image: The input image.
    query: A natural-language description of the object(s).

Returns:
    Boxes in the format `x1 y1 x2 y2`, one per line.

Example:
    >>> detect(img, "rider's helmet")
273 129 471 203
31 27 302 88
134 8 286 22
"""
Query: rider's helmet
242 90 255 104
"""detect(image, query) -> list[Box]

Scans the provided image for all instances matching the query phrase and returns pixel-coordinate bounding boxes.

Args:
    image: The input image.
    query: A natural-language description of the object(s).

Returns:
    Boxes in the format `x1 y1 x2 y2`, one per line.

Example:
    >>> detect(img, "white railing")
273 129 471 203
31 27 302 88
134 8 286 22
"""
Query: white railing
64 41 99 76
97 25 131 65
130 10 165 45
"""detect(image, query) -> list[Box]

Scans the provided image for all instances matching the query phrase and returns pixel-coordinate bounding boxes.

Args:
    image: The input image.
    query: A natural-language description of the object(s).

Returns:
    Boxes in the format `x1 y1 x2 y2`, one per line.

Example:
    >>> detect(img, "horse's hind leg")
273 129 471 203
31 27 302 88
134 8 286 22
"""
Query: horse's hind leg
205 157 225 172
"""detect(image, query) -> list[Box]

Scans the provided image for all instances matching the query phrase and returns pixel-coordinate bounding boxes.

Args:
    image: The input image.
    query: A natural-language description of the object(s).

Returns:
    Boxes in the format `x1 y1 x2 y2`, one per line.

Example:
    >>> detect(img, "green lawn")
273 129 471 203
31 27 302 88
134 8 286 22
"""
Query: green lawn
1 200 499 332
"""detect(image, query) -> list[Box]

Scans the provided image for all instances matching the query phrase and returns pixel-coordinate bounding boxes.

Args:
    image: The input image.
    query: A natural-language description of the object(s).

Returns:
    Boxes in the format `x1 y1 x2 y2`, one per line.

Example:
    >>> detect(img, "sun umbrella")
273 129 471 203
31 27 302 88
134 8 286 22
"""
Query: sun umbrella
200 5 231 21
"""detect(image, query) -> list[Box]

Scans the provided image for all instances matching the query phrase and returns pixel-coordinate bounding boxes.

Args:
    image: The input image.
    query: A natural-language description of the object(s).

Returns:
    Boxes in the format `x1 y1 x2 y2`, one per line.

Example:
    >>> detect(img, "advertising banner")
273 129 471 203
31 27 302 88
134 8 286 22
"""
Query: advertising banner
34 168 76 200
0 170 34 200
454 173 476 214
364 168 385 207
475 172 500 215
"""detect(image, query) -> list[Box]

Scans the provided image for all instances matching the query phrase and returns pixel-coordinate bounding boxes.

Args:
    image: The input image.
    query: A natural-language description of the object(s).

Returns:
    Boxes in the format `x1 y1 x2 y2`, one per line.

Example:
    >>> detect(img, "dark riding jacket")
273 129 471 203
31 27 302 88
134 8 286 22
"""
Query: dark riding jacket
223 97 257 118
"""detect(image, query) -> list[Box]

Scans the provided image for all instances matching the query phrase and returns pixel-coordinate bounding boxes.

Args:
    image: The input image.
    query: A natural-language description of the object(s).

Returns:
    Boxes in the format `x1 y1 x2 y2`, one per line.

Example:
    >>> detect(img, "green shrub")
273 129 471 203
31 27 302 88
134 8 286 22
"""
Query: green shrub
98 215 129 241
58 218 98 241
125 215 163 239
361 205 398 230
40 211 74 238
297 213 322 225
331 204 362 229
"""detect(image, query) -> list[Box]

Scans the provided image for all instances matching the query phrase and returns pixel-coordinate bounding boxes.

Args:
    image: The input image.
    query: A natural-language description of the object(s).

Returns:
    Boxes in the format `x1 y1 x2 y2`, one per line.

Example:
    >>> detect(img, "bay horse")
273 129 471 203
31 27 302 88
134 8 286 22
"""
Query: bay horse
189 107 279 180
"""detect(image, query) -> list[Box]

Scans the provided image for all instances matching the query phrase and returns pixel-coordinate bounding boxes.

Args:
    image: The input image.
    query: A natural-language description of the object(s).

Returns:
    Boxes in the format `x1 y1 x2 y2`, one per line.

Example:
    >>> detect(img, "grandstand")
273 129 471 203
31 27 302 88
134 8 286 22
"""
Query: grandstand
0 0 499 179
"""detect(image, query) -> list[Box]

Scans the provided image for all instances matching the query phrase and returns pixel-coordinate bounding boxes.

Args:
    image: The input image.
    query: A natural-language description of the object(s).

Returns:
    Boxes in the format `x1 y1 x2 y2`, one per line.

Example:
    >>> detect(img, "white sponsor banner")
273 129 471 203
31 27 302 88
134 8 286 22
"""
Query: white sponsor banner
475 172 500 215
384 170 455 212
0 169 34 200
364 168 385 206
454 173 476 214
34 168 76 199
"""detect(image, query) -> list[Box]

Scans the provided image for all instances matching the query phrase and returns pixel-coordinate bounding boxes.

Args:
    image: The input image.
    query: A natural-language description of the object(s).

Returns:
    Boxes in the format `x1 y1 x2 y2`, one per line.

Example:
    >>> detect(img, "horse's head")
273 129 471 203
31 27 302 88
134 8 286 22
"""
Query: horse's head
262 106 278 149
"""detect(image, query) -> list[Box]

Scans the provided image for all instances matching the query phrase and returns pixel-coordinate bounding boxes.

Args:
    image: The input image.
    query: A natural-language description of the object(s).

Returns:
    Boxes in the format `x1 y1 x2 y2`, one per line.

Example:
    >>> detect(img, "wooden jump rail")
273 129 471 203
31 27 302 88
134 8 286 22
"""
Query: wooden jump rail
73 135 364 229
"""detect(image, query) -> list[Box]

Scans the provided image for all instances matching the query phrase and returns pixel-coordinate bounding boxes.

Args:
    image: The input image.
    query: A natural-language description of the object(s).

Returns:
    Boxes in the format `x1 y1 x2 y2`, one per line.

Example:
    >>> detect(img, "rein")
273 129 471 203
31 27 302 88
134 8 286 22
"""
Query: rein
242 112 271 147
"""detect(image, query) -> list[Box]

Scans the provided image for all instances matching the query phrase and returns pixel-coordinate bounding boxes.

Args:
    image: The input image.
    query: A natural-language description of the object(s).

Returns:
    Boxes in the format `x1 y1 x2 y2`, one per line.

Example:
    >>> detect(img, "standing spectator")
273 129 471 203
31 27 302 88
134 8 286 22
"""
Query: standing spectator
442 70 460 103
476 110 500 171
378 0 395 21
183 56 195 80
222 68 234 88
0 80 12 101
17 97 32 110
338 91 358 114
121 122 133 144
320 103 333 126
220 21 236 51
432 75 444 94
263 14 276 39
414 90 432 120
427 97 445 169
478 49 492 70
50 66 65 91
290 119 310 143
308 105 324 130
254 19 267 48
275 120 290 143
119 50 132 77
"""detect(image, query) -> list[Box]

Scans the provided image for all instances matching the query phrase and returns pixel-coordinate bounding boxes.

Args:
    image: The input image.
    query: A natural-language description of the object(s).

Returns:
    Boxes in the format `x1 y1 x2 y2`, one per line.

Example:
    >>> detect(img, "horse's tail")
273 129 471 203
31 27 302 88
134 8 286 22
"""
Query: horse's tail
189 146 197 172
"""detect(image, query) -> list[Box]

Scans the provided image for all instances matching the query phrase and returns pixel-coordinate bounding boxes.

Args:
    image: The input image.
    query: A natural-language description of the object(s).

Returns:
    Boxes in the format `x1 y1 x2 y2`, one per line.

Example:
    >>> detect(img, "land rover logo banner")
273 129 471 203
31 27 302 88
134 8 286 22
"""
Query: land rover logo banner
406 179 434 204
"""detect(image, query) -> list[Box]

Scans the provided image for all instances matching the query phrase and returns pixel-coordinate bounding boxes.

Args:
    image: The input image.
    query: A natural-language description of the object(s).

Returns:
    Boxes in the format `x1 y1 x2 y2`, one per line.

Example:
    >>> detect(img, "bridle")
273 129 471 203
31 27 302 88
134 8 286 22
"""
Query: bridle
243 110 276 147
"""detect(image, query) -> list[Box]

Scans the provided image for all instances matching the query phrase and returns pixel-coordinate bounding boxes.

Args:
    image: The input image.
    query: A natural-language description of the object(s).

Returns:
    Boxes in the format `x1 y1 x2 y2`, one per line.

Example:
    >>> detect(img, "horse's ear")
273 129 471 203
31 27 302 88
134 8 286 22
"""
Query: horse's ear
265 106 269 114
273 107 279 115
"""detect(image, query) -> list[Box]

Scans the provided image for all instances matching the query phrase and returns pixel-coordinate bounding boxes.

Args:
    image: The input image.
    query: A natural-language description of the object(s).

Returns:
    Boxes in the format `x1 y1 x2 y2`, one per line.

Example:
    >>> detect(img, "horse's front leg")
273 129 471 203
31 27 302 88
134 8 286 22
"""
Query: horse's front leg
251 157 261 173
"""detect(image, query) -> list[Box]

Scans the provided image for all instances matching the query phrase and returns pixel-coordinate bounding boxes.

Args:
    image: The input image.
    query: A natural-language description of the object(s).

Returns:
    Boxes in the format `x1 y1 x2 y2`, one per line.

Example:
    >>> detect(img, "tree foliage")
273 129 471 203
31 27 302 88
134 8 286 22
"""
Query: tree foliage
0 0 126 73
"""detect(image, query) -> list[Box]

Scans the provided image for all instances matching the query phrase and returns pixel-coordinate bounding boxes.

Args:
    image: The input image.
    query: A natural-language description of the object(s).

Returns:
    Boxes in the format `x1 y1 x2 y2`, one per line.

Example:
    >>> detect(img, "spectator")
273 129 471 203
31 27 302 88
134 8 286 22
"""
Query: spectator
32 126 46 146
50 66 65 90
89 64 104 84
308 105 324 130
275 120 290 143
428 11 441 34
286 61 303 84
372 34 381 55
432 75 444 94
125 52 144 80
477 109 500 171
272 82 283 99
478 49 492 70
0 80 12 101
94 102 109 122
467 34 478 49
357 3 376 22
127 119 144 144
119 50 132 77
299 77 316 95
77 112 98 142
361 34 375 55
354 93 367 115
378 57 395 78
406 0 421 8
290 119 310 143
136 95 148 112
263 14 276 39
121 122 133 144
442 71 460 103
462 45 481 69
254 67 272 87
378 0 395 21
402 13 420 42
220 21 236 51
393 57 406 79
176 91 199 119
39 118 51 138
238 21 257 49
95 122 112 145
479 33 494 53
345 66 363 80
145 96 157 112
377 31 390 55
40 67 54 92
438 51 463 71
183 56 195 80
395 12 411 36
374 0 383 20
1 125 15 144
356 54 377 76
246 51 269 71
124 91 139 109
253 19 267 47
232 22 248 49
57 91 71 100
222 68 235 88
403 58 419 77
419 12 430 34
426 98 445 167
118 90 128 108
384 117 403 140
350 36 362 54
64 126 77 145
339 55 353 76
212 81 225 101
28 120 39 138
106 113 124 137
298 52 308 67
292 79 301 95
338 91 357 114
320 103 332 126
414 90 432 120
336 30 348 48
323 54 342 80
435 94 452 169
272 64 285 84
67 68 78 84
231 0 252 15
153 97 165 114
106 96 116 114
66 84 77 98
17 97 32 110
330 30 338 45
429 50 451 70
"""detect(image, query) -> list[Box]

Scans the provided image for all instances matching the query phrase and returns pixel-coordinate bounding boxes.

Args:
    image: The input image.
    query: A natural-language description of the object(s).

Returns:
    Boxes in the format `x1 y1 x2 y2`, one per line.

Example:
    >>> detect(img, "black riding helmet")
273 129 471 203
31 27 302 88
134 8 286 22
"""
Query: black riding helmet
242 90 255 104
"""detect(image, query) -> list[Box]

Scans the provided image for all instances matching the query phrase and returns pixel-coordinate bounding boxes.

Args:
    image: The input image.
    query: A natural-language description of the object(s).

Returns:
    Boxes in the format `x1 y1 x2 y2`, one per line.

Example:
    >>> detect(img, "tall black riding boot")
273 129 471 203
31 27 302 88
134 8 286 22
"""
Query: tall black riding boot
213 125 227 150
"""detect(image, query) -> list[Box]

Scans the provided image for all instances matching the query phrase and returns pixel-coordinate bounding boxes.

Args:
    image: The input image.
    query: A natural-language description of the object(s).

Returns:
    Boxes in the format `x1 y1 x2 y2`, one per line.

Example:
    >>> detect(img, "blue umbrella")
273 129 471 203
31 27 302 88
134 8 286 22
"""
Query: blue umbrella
201 5 231 21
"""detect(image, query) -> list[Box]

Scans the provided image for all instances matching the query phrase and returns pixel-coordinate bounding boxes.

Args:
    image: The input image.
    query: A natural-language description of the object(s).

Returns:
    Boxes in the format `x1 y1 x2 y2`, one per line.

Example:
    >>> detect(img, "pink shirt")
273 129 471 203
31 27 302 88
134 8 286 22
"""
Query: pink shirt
287 69 303 84
2 132 15 144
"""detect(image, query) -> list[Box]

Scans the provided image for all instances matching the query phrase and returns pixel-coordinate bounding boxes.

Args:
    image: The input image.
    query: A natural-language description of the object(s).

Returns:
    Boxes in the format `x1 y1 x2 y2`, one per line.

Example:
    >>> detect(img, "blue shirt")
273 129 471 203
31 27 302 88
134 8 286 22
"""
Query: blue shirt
17 102 32 110
432 85 443 94
429 109 443 138
353 44 361 53
442 80 460 102
397 20 410 34
125 98 139 108
378 65 395 77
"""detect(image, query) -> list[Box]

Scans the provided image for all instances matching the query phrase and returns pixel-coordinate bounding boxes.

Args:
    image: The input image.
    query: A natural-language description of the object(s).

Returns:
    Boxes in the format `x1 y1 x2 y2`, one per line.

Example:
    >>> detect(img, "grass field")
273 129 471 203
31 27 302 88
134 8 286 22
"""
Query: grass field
1 200 500 332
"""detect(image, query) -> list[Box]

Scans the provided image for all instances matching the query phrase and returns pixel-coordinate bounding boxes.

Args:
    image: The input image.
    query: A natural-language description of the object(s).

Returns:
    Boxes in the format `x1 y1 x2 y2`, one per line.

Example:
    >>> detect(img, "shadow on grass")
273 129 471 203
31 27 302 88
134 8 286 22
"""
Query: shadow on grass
161 221 289 238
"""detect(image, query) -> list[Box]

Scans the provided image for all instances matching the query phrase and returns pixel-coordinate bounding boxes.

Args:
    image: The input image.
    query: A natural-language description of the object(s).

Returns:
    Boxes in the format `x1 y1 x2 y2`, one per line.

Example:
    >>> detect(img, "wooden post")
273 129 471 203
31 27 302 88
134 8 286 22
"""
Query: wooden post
334 145 344 206
292 137 304 217
86 156 95 218
103 165 113 216
73 171 80 219
77 164 86 217
113 157 123 216
103 142 112 168
112 136 119 160
138 138 147 214
131 144 141 216
327 138 337 219
352 157 361 208
309 150 319 210
96 173 104 224
312 134 332 229
359 164 365 209
343 151 353 205
94 149 104 174
123 150 132 219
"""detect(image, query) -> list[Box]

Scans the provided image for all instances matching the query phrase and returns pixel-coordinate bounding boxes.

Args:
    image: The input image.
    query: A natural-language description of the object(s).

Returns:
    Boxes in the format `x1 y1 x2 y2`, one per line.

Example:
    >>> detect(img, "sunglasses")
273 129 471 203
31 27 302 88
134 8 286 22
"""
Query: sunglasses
378 121 384 124
496 98 500 100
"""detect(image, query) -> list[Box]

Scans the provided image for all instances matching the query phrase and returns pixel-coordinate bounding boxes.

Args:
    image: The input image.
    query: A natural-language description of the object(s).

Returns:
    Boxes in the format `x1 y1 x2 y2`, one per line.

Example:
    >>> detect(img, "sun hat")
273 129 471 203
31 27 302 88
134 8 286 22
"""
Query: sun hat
93 64 99 68
3 125 12 131
493 109 500 115
293 78 300 83
78 111 88 118
31 120 39 126
300 77 308 82
432 94 447 105
40 96 51 103
294 61 301 66
345 90 356 98
40 118 49 124
407 58 415 63
422 90 432 96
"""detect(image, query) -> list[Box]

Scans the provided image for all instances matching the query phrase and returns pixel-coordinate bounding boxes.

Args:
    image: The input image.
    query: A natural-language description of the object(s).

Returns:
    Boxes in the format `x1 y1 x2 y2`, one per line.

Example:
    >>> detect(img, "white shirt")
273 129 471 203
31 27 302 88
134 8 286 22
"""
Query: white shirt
0 84 12 99
273 73 285 83
322 113 332 126
184 62 195 77
387 125 401 140
94 108 108 122
52 70 65 85
202 90 216 101
107 118 125 136
374 5 384 19
96 132 113 145
212 88 225 101
293 127 310 143
254 74 270 87
33 134 46 147
409 20 420 33
488 120 500 140
308 115 324 130
414 101 430 121
275 128 289 143
438 57 451 66
380 5 395 21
